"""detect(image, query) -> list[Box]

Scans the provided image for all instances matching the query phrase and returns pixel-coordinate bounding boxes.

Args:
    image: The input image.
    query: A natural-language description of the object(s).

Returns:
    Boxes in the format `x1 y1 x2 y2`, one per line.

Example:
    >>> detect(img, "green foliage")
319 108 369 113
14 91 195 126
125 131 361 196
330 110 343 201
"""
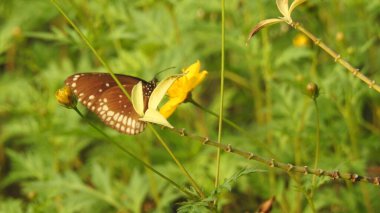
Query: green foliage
1 0 380 212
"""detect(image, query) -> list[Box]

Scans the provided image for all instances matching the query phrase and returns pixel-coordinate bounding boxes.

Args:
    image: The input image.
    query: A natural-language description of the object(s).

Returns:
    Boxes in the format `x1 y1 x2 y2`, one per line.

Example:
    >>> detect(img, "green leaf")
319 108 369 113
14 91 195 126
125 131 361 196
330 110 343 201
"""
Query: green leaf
274 46 313 67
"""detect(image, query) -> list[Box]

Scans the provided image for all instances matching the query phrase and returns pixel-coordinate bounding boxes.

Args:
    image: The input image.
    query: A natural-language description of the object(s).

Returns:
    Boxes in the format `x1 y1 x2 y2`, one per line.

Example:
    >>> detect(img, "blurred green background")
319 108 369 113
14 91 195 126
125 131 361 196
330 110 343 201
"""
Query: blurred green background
1 0 380 212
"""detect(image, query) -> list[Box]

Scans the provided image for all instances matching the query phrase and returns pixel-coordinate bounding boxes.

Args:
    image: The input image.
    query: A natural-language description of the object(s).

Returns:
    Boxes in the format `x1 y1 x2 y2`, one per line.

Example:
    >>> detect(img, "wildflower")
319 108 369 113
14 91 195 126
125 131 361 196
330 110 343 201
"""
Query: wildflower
159 61 208 118
55 86 77 108
293 33 309 47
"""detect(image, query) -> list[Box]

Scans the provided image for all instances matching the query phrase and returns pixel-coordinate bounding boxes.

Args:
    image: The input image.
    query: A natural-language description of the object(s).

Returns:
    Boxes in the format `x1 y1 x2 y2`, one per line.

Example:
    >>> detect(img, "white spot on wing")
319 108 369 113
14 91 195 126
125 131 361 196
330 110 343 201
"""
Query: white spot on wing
131 120 136 128
107 111 114 116
89 95 95 100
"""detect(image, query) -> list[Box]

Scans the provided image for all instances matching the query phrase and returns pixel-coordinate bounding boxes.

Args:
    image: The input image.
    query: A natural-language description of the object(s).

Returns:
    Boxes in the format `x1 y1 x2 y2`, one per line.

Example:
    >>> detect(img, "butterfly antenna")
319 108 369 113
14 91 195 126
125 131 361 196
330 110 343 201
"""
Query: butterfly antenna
154 66 176 79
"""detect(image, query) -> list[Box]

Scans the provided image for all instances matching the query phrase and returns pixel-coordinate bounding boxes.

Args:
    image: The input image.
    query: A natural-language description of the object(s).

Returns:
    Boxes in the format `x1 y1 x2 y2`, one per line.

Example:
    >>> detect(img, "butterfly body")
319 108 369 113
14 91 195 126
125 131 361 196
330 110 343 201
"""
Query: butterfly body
65 73 156 135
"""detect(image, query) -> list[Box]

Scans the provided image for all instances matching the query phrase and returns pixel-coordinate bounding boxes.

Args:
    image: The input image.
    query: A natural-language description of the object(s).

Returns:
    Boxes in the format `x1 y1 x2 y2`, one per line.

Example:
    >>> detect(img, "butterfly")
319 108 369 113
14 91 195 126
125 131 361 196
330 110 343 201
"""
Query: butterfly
65 73 178 135
65 73 157 135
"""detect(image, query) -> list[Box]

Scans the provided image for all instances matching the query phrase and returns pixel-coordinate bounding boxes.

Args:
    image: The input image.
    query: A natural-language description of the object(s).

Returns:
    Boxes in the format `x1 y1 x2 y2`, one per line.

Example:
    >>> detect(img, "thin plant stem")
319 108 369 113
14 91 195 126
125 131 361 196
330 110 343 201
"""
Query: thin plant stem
72 107 194 198
291 22 380 93
168 127 380 186
51 0 132 100
138 141 161 204
311 99 320 198
214 0 225 196
188 99 244 133
148 125 205 199
288 173 316 213
188 98 277 158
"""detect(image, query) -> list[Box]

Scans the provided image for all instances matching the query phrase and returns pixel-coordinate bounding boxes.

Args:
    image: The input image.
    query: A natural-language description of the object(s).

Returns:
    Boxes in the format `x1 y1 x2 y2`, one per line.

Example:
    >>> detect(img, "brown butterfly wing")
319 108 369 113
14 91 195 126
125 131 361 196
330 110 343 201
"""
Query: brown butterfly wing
65 73 154 135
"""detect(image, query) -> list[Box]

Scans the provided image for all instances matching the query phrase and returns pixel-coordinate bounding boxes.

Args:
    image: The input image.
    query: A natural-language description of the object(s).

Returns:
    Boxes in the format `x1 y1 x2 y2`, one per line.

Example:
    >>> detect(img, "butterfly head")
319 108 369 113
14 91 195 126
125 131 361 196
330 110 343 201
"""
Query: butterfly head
143 79 157 97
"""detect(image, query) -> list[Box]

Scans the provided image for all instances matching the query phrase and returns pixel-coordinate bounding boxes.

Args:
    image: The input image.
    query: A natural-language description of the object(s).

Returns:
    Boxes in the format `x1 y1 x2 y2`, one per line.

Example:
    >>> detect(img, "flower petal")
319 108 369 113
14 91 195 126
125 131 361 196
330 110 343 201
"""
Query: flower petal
159 97 184 118
158 60 208 118
140 108 174 128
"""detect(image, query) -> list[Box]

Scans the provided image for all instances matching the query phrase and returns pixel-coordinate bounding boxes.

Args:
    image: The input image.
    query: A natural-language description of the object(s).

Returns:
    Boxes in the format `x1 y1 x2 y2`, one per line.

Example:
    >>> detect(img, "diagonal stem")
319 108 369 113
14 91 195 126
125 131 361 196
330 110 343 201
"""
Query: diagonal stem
148 125 205 199
167 127 380 186
188 98 277 158
72 107 194 198
291 22 380 93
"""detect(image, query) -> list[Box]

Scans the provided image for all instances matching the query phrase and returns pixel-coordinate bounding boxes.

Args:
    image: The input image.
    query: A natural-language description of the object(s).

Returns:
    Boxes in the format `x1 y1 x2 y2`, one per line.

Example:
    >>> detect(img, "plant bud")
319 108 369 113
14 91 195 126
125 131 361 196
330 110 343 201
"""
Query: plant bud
306 82 319 100
56 86 77 108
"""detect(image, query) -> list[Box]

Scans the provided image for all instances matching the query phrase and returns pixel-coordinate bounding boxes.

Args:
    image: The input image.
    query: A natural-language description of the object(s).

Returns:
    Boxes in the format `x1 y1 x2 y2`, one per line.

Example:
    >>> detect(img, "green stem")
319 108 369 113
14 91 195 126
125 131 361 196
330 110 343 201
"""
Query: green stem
189 98 277 158
72 107 194 198
215 0 225 197
148 125 204 199
288 173 316 213
168 127 380 186
292 22 380 93
311 99 320 198
51 0 132 100
189 99 244 133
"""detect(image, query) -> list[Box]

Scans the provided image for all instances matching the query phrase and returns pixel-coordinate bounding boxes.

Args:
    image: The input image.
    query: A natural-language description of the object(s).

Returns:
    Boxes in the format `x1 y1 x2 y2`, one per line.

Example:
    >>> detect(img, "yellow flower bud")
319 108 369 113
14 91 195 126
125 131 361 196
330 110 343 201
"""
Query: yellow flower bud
293 34 309 47
336 32 344 42
55 86 77 108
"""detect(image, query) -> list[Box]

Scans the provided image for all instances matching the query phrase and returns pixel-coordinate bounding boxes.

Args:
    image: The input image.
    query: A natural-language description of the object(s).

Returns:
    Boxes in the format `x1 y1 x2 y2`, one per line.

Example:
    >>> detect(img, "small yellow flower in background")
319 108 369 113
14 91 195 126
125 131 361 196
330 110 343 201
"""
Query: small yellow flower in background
56 86 77 108
336 31 344 42
293 33 309 47
159 60 208 118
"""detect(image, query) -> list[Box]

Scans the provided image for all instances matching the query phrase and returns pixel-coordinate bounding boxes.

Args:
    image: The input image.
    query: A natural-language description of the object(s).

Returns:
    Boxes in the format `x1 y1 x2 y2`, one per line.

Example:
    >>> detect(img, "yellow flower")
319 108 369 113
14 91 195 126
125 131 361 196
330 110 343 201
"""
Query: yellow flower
335 32 344 42
293 33 309 47
55 86 77 108
159 60 208 118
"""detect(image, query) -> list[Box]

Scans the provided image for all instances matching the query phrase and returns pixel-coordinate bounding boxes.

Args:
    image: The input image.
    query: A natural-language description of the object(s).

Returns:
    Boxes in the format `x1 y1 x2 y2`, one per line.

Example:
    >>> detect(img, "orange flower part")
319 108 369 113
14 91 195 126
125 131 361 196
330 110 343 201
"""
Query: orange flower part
159 60 208 118
55 86 77 108
293 33 309 47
